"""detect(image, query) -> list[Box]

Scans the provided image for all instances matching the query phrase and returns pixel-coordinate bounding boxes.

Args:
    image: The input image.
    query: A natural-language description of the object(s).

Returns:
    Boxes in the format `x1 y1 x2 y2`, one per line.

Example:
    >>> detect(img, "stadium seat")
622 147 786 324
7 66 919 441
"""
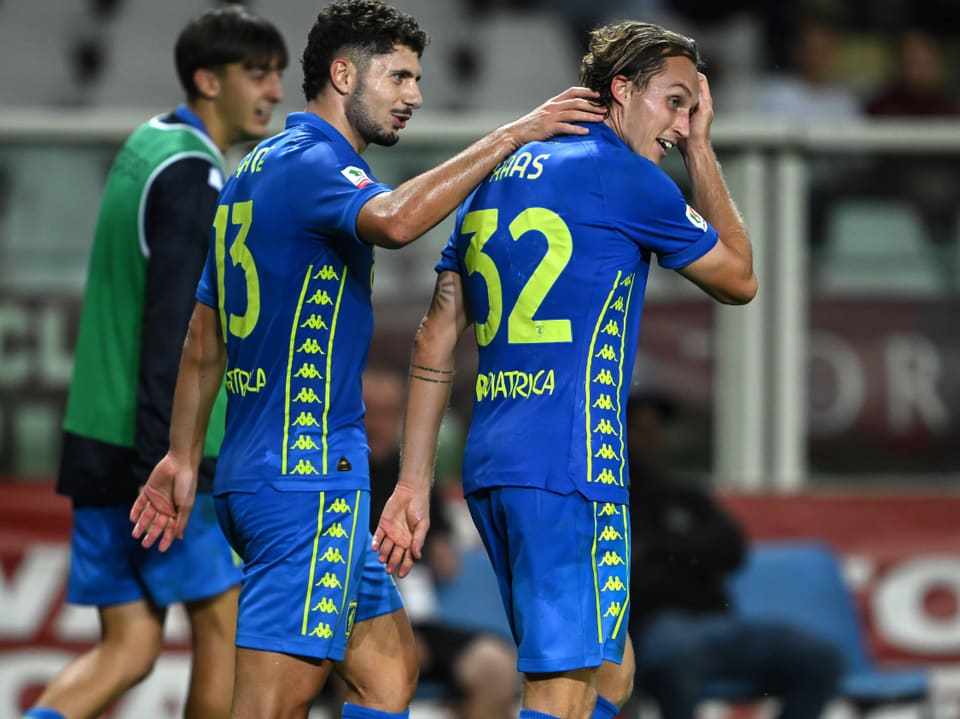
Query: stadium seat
90 0 217 109
466 10 580 113
701 541 930 714
815 200 944 296
0 0 88 106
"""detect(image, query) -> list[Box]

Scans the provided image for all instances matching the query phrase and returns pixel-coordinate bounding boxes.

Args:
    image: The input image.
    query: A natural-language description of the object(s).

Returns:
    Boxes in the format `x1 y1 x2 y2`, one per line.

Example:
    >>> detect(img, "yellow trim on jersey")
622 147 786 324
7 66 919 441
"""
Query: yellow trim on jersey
282 265 314 475
584 272 623 486
614 275 636 487
592 501 603 643
610 504 631 639
302 491 326 635
339 491 362 617
321 270 348 474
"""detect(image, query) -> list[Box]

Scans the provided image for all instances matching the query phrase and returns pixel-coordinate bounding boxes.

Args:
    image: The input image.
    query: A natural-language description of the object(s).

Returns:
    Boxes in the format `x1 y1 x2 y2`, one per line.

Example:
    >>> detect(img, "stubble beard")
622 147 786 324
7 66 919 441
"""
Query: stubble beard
346 82 399 148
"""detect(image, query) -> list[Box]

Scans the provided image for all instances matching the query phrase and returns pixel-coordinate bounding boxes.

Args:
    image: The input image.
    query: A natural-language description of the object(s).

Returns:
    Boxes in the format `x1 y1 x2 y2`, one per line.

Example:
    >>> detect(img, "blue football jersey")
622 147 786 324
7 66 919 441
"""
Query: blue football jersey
438 123 718 504
197 113 390 494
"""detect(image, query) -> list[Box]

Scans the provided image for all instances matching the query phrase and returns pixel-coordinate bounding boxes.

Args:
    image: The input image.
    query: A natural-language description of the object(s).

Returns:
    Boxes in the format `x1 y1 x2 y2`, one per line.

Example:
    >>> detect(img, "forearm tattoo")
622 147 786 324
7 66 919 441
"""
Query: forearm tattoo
409 364 454 384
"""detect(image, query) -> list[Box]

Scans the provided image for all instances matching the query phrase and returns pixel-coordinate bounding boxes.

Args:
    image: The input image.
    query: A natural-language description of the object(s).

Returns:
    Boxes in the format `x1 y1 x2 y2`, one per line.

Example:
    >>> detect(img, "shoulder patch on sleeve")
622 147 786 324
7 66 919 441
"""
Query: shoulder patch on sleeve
340 165 373 188
685 204 707 231
207 165 224 192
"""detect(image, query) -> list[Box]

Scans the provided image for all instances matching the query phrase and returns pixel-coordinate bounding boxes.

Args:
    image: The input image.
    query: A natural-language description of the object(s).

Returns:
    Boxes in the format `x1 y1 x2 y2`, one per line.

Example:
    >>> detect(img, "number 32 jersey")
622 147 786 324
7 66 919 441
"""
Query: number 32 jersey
437 122 718 505
197 113 391 495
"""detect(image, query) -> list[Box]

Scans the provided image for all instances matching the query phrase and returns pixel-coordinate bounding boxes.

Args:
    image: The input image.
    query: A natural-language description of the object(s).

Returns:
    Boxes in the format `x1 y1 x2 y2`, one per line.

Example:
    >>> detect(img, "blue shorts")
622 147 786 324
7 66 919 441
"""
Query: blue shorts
67 493 242 608
466 487 630 674
215 485 404 660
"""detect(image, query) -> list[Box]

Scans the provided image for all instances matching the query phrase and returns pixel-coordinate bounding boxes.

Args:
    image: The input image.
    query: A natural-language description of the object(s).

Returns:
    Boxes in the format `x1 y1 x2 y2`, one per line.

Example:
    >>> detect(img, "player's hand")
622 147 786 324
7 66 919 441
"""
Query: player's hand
680 72 714 155
503 86 606 148
372 483 430 578
129 454 197 552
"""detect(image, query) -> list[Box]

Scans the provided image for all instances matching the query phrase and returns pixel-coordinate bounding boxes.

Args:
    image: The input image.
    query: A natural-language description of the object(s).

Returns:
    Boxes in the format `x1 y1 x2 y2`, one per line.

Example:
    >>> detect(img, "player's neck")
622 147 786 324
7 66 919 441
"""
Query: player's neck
305 96 367 154
186 99 229 152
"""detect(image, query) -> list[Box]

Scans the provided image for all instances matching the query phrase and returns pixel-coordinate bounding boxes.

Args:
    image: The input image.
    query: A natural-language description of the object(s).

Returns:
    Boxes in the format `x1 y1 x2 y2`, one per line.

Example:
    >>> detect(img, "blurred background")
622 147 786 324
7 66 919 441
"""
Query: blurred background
1 0 959 717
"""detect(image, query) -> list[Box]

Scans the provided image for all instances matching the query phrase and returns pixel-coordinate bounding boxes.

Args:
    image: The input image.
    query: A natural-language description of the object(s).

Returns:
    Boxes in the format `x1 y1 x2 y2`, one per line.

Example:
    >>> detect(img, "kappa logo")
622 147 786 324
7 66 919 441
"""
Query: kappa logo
685 204 707 231
341 165 373 188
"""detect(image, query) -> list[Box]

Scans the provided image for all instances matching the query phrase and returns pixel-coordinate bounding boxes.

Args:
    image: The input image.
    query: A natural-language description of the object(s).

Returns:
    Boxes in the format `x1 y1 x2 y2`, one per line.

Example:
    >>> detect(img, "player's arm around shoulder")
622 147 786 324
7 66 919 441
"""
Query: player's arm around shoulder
357 87 606 250
677 74 757 305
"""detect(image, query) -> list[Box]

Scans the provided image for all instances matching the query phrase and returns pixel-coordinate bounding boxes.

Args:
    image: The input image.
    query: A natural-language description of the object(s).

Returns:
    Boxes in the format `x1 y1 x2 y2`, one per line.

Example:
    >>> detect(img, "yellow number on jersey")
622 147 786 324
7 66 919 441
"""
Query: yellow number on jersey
213 200 260 339
462 207 572 346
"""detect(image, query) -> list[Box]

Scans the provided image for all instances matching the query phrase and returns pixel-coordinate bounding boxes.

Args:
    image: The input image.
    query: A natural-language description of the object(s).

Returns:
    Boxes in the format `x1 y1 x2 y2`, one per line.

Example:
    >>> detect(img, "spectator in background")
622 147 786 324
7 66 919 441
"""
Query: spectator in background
22 7 287 719
741 15 864 249
625 390 844 719
867 28 958 116
747 16 861 120
864 28 959 259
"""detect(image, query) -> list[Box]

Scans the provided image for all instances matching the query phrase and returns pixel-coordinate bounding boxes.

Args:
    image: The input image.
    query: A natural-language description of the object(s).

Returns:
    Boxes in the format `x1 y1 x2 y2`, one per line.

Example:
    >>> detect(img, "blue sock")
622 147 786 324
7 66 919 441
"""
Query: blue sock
519 710 563 719
340 703 409 719
592 694 620 719
22 710 67 719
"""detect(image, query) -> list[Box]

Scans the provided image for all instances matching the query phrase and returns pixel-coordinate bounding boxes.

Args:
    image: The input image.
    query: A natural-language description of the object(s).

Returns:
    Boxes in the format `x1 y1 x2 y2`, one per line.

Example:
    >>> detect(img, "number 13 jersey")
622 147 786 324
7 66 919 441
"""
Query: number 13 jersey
197 113 391 495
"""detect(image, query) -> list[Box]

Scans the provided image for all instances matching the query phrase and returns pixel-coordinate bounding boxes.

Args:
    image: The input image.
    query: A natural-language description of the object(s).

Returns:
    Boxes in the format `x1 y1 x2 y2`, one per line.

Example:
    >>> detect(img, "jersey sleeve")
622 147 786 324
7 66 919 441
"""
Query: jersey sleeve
135 156 222 486
612 161 718 270
434 199 472 275
293 144 391 246
197 232 218 308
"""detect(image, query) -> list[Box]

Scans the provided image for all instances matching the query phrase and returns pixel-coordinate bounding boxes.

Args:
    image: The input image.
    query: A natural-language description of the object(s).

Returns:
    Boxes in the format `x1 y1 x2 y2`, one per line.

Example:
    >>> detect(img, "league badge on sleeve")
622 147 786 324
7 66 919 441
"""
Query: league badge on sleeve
340 165 373 189
685 204 707 231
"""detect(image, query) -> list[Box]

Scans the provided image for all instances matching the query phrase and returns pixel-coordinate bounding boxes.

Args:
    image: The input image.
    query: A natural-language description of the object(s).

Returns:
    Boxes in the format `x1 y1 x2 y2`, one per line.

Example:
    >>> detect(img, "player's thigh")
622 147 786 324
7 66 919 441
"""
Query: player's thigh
185 584 240 660
216 485 401 662
596 637 635 707
337 608 418 708
136 491 241 609
233 646 333 719
336 527 414 706
467 487 630 674
98 599 166 670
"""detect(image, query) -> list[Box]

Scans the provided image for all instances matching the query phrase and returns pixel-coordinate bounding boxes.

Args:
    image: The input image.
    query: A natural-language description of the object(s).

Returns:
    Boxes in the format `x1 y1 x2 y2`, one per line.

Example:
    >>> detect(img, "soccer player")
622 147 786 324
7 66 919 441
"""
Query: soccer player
22 8 286 719
128 1 606 717
373 19 758 719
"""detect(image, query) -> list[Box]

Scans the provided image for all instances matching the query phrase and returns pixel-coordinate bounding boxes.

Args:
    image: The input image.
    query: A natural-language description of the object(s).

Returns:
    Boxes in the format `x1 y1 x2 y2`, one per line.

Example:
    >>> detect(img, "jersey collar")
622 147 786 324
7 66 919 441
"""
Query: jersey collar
172 103 210 138
285 112 360 157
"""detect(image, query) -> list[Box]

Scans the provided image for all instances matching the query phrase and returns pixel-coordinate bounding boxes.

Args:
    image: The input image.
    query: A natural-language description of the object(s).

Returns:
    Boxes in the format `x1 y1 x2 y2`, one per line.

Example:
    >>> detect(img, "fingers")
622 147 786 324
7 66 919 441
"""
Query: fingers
376 534 410 577
545 97 607 124
130 488 178 551
136 510 171 549
173 504 193 542
411 521 429 561
397 549 416 579
129 493 150 528
550 86 601 103
157 518 179 553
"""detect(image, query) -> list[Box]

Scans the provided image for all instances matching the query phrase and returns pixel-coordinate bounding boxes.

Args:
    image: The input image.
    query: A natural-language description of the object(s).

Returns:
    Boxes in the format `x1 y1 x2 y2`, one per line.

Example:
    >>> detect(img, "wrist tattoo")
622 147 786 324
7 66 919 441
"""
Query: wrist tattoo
410 363 454 376
409 372 454 384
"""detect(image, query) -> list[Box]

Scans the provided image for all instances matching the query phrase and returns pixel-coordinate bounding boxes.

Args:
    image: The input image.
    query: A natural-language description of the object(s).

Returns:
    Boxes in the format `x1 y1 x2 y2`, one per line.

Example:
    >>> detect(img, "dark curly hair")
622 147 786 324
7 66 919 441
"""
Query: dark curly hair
175 4 288 100
579 21 701 110
301 0 429 101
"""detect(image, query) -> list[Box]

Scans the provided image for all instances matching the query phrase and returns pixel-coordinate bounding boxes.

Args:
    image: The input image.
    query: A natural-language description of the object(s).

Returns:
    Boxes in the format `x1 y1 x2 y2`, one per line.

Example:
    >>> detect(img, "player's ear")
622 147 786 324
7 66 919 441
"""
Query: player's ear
610 74 632 106
193 67 222 100
330 56 354 96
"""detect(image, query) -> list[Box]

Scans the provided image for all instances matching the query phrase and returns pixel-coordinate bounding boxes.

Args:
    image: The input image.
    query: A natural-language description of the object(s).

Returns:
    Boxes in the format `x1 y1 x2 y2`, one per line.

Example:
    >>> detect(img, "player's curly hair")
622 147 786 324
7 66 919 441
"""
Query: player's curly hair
579 21 702 110
301 0 429 101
